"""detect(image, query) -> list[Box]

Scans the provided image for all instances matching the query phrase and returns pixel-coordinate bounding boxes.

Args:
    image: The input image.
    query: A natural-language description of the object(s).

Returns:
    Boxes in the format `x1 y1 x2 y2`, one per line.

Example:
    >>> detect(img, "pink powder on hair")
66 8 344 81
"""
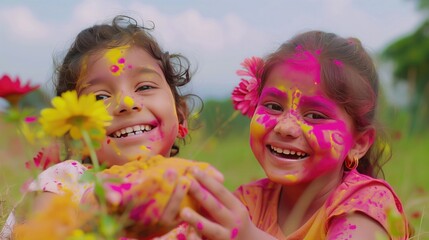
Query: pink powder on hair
333 59 343 67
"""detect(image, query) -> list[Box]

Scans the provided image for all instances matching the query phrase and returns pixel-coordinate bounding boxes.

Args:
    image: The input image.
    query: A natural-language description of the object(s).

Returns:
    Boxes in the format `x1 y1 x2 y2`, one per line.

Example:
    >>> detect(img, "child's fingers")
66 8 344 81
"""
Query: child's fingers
187 230 204 240
159 176 191 224
187 176 236 227
205 165 224 183
181 207 229 240
191 167 239 210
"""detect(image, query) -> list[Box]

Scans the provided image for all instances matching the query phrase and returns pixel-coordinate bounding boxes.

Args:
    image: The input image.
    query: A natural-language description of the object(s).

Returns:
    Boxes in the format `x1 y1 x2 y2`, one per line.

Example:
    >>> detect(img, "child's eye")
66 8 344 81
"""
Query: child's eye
265 103 283 112
95 94 110 101
304 112 328 120
136 85 154 92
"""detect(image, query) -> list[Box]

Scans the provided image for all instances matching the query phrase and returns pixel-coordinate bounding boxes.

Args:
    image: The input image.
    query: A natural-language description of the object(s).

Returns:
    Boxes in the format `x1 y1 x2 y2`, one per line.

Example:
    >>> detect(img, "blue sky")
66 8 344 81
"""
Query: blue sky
0 0 423 100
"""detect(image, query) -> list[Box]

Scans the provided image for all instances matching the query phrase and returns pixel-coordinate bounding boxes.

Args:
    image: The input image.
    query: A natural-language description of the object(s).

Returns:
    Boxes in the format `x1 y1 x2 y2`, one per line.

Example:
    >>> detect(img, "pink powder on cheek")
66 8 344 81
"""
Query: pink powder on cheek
308 120 349 151
332 132 345 145
254 112 277 129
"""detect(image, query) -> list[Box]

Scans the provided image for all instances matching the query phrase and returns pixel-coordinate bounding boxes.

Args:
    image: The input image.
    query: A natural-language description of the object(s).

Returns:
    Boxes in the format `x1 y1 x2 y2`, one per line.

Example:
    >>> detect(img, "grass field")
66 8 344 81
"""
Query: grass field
1 120 429 238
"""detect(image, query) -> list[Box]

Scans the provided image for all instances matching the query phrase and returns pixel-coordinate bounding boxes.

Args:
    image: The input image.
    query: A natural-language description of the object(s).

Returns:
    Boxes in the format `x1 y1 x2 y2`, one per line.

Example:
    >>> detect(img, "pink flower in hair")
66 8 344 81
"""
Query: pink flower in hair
231 56 264 117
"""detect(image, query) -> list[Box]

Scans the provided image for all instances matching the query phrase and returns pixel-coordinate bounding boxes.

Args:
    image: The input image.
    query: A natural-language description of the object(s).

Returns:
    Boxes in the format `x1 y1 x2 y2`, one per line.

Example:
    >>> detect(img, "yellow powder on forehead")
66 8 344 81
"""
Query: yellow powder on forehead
105 45 130 76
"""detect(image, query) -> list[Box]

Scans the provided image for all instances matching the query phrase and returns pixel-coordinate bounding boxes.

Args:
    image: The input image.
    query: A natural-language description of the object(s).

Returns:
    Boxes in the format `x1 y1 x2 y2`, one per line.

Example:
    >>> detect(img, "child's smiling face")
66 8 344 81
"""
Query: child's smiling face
249 51 357 184
78 45 180 166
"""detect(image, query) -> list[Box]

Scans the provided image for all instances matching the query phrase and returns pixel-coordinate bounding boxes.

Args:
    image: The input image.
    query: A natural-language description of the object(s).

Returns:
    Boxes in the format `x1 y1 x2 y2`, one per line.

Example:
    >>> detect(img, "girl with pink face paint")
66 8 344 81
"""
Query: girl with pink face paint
1 15 220 239
180 31 409 239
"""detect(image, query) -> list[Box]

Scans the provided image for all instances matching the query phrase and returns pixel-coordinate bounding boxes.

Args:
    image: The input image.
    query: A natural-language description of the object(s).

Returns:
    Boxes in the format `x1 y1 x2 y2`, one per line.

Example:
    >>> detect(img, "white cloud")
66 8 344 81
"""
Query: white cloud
0 6 50 43
128 2 262 54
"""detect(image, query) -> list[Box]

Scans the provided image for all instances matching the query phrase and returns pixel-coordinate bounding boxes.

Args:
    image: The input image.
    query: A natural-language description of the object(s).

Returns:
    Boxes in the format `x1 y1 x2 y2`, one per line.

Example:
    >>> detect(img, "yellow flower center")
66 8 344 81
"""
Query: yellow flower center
68 115 88 127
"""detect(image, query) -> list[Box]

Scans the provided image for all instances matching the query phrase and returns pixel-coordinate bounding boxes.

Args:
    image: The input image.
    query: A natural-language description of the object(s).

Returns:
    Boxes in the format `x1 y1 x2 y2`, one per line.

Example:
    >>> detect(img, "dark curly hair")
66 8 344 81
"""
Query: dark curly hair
54 15 195 156
260 31 390 178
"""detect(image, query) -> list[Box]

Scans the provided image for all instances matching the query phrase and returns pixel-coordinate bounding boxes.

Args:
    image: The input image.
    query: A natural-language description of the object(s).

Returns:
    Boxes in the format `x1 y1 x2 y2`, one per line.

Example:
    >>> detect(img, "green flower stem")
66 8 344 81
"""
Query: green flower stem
81 130 120 239
81 130 107 211
81 130 101 171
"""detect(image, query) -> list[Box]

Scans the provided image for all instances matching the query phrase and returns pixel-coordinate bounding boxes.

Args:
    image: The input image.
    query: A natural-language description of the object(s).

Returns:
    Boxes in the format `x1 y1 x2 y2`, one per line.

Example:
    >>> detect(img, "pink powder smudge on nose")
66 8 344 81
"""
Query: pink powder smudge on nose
118 58 125 64
230 228 239 239
349 224 356 230
111 65 120 73
197 221 204 230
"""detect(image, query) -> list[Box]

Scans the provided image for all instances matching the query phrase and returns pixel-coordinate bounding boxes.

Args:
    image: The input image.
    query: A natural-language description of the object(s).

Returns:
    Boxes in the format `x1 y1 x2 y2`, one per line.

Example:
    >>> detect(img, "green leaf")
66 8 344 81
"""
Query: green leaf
94 181 106 201
99 214 120 238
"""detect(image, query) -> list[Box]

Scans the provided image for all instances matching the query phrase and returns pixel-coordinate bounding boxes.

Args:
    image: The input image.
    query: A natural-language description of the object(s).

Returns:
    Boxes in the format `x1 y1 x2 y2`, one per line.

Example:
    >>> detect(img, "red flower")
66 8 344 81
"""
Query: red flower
231 57 264 117
0 74 39 106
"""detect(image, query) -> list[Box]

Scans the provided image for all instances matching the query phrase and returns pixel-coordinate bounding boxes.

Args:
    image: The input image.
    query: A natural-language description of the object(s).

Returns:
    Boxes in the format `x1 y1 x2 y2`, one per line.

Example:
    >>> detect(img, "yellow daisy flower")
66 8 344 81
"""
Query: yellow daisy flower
39 91 112 141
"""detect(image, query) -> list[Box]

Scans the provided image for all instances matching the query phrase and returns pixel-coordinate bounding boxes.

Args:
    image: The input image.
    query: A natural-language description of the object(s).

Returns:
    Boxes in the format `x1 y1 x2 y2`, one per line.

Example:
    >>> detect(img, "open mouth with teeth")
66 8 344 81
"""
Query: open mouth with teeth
109 124 154 138
269 145 308 160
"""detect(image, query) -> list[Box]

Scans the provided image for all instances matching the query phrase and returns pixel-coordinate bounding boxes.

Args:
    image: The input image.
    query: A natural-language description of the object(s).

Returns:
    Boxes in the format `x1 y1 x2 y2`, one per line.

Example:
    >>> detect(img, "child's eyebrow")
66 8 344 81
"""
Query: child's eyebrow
134 66 163 78
76 77 105 94
260 87 287 99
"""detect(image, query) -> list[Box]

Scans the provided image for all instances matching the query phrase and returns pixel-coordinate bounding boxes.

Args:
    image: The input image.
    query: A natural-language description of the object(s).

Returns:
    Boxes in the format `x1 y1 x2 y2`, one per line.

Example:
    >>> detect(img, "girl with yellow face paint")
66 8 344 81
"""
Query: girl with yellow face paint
2 15 223 239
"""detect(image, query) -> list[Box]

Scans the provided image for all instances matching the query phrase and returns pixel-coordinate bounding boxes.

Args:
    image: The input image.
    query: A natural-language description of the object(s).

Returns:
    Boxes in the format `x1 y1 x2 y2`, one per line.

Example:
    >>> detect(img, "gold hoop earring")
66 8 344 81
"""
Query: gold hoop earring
345 156 359 170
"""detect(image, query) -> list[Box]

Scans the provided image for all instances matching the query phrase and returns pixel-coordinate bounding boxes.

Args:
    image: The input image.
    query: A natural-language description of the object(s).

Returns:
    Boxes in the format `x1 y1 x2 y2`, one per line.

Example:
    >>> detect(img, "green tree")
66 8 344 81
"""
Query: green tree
382 1 429 135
